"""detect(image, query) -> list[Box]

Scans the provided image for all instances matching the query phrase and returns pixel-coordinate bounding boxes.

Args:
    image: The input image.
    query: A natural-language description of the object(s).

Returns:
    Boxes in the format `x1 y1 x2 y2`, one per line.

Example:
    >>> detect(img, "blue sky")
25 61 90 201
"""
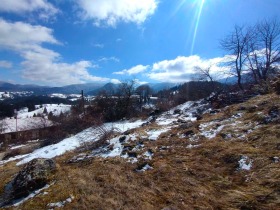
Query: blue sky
0 0 279 86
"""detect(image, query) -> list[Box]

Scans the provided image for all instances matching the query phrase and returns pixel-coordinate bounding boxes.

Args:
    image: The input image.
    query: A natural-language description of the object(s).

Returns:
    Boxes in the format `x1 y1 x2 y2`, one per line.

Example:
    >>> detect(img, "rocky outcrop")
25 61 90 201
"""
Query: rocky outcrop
0 158 56 207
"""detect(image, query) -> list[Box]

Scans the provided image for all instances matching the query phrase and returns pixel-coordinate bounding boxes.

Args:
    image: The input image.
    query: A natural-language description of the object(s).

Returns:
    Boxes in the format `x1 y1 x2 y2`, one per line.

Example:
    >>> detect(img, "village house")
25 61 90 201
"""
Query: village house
0 117 54 146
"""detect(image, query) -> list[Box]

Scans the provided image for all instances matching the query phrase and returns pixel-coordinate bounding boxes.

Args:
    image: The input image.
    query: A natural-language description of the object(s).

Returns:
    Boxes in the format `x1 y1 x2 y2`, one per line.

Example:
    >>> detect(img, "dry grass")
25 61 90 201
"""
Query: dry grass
1 93 280 209
0 162 20 195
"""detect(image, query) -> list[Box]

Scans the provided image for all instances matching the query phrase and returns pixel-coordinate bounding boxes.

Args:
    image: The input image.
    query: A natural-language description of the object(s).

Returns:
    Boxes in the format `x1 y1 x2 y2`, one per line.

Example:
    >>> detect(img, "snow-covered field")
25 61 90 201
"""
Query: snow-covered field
0 104 71 134
49 93 95 101
17 104 71 118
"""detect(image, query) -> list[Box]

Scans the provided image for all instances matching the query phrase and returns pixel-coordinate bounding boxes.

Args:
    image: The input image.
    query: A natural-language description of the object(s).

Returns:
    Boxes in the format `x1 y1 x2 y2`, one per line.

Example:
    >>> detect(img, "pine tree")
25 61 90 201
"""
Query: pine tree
43 107 48 114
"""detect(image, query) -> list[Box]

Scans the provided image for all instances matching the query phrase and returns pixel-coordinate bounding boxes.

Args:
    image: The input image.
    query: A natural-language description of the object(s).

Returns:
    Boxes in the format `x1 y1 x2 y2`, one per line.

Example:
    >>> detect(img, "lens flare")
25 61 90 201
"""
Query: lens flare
172 0 206 55
191 0 205 55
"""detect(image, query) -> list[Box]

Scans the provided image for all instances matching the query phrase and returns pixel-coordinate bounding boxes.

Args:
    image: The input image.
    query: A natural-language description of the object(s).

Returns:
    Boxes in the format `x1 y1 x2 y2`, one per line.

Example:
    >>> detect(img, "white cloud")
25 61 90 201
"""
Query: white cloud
93 43 104 48
134 79 148 85
110 79 121 84
0 19 59 50
22 59 109 86
0 60 12 69
148 55 229 83
0 19 109 86
114 64 149 75
76 0 158 27
98 56 120 63
0 0 58 20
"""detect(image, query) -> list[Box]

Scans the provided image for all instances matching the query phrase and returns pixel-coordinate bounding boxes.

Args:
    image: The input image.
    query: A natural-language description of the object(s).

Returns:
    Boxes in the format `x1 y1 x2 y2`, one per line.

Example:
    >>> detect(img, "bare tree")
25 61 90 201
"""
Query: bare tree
117 79 137 118
220 25 252 90
247 18 280 82
194 65 215 83
118 80 136 97
136 84 153 104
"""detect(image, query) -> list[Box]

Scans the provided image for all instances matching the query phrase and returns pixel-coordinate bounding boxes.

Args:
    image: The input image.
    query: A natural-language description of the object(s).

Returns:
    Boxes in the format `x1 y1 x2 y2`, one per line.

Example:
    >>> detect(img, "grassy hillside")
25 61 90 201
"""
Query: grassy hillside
0 93 279 209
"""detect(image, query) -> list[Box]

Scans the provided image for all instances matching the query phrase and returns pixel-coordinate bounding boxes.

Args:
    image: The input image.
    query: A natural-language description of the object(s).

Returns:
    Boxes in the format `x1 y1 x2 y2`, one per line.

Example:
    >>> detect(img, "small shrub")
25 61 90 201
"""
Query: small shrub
78 126 114 152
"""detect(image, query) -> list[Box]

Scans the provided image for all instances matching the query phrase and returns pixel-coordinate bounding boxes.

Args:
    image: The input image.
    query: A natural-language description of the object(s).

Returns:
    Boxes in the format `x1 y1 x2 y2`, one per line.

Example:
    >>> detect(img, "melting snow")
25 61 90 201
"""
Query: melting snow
47 196 74 209
1 98 219 166
238 156 252 170
15 120 145 165
137 164 153 172
10 144 26 150
156 117 176 126
198 113 244 139
101 136 123 158
143 150 153 160
10 183 52 207
200 124 225 139
0 154 29 165
146 128 170 141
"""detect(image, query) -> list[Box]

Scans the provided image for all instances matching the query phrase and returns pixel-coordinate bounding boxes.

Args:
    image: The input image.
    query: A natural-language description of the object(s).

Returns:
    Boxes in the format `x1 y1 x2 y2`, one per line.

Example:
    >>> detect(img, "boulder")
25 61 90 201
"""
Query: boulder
1 158 56 207
184 130 195 137
173 109 181 114
179 121 194 129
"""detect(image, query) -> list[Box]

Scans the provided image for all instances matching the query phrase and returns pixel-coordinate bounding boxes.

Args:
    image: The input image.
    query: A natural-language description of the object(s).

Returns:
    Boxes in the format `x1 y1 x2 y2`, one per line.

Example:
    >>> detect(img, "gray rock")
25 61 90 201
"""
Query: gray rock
173 109 181 114
179 121 194 129
184 130 194 137
0 158 56 207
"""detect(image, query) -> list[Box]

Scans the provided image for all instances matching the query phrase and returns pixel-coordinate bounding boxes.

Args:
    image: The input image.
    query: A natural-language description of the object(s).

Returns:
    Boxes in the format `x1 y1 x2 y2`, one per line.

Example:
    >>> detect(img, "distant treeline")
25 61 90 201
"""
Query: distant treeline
159 81 225 102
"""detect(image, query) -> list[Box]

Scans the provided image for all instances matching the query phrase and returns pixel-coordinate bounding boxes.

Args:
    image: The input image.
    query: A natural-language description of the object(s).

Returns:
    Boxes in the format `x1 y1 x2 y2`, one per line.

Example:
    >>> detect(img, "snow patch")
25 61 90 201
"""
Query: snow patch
101 136 123 158
143 150 153 160
0 154 29 165
238 156 252 170
47 196 74 209
16 120 146 165
10 144 26 150
137 163 153 172
146 127 170 141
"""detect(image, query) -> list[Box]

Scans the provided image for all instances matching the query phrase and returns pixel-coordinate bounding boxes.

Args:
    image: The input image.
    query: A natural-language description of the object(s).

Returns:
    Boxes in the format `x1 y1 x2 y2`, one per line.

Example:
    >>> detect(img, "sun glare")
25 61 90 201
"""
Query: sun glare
173 0 206 55
191 0 205 55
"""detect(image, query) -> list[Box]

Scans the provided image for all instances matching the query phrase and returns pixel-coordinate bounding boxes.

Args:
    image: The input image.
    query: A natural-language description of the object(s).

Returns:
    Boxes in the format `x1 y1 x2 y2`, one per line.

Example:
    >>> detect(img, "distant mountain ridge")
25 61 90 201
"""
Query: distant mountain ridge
0 81 178 96
0 82 104 95
87 83 118 95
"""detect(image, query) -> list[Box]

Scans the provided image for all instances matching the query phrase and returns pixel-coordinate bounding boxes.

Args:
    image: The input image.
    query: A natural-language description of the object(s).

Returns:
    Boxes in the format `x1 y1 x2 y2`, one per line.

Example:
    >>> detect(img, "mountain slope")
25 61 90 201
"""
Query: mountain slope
0 93 279 209
87 83 119 95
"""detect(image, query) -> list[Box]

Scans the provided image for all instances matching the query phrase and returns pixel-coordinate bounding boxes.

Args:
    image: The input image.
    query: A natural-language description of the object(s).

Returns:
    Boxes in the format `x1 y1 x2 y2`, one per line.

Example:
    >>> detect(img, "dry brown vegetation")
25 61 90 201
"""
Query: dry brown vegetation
0 93 280 210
